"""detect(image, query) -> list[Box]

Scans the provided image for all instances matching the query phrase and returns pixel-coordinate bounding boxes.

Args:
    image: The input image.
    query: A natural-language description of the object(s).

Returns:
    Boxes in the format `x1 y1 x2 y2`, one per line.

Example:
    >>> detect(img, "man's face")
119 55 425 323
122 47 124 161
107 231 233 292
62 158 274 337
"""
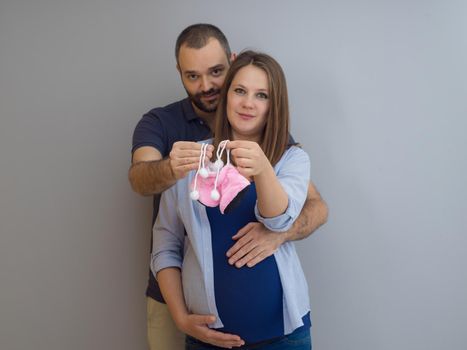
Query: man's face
177 38 230 115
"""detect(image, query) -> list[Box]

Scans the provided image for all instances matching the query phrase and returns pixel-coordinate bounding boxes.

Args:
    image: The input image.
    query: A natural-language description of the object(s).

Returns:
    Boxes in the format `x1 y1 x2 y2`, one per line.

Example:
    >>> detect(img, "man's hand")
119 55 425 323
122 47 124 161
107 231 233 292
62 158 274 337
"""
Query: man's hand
178 314 244 349
226 222 284 268
169 141 214 180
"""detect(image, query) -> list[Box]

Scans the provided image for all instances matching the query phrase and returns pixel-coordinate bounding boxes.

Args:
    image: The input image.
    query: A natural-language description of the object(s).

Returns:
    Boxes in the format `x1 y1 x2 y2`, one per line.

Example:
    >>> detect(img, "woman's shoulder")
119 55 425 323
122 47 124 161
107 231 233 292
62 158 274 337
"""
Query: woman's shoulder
271 146 310 174
280 145 310 163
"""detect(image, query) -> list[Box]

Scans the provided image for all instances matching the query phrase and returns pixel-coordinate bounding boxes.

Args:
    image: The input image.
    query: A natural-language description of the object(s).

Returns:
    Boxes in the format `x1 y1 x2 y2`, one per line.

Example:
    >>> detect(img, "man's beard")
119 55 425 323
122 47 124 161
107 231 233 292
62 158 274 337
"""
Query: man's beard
186 88 221 113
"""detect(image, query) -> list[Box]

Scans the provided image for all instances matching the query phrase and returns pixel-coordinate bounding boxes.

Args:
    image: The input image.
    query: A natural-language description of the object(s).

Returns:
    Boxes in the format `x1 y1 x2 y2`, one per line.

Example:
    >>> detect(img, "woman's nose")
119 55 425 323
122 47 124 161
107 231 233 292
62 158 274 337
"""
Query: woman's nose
242 95 254 109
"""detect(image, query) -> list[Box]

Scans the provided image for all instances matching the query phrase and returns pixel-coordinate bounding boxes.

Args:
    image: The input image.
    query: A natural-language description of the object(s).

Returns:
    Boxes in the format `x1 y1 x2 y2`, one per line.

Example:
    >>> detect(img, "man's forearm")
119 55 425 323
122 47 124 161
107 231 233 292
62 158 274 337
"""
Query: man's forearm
128 158 176 195
284 184 328 242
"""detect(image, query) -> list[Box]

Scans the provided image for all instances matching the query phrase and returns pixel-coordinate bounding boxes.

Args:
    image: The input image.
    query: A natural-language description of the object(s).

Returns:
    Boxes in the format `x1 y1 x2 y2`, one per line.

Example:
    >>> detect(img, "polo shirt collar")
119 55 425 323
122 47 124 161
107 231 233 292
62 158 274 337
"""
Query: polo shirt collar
181 98 200 121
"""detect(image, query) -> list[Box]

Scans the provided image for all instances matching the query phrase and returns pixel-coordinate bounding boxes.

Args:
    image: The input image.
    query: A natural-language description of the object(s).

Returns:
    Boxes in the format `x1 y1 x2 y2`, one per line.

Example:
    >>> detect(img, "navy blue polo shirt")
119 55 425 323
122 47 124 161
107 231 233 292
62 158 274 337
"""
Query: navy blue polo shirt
132 98 211 302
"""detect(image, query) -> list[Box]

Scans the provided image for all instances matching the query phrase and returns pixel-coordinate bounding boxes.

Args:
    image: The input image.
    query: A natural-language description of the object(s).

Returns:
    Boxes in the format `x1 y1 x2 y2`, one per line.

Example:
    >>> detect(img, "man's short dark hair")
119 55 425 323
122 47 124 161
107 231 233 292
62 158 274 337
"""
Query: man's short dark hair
175 23 231 63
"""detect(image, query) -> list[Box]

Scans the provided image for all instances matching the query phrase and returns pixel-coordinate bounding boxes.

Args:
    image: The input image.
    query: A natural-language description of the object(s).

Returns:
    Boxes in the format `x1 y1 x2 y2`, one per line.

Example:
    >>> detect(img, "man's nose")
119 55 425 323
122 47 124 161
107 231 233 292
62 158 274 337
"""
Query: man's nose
200 76 212 92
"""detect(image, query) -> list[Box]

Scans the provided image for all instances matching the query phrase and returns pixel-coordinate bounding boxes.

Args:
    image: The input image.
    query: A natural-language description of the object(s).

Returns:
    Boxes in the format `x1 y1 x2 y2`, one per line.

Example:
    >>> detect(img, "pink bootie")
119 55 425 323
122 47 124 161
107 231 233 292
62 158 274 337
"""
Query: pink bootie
190 141 250 214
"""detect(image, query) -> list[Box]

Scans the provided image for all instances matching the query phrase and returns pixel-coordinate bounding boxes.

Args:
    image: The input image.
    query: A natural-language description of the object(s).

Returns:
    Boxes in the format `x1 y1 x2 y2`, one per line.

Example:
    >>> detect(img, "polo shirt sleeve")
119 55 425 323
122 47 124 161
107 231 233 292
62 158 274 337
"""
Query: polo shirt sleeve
150 184 184 278
254 147 310 232
131 109 168 157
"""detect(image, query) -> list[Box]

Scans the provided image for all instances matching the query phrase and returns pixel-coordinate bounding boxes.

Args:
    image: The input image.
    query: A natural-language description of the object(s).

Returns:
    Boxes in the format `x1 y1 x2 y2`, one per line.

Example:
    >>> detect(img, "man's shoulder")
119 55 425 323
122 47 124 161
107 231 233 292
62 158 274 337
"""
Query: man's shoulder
144 98 188 122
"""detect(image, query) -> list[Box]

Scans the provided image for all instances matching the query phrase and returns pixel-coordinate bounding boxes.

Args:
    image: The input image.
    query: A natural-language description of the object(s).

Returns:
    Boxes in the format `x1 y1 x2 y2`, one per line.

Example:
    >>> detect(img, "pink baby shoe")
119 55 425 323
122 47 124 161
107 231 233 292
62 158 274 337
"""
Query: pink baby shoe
217 164 250 214
190 140 250 214
190 143 220 206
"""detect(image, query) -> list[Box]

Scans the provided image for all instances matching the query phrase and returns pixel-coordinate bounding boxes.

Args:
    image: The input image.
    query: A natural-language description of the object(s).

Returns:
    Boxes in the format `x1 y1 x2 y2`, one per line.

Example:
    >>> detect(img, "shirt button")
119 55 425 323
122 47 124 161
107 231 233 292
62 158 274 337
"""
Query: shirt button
199 120 204 125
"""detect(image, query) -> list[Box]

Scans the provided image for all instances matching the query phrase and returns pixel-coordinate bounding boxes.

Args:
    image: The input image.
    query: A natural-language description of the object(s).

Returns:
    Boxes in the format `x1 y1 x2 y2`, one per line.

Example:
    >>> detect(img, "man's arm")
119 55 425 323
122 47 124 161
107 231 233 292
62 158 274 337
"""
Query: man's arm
283 181 329 241
129 146 175 195
128 143 213 195
226 181 328 267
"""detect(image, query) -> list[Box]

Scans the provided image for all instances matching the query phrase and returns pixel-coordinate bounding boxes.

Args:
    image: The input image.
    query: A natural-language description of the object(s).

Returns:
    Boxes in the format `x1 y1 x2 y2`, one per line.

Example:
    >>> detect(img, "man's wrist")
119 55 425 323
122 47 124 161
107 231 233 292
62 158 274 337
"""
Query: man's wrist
162 157 176 180
282 225 297 243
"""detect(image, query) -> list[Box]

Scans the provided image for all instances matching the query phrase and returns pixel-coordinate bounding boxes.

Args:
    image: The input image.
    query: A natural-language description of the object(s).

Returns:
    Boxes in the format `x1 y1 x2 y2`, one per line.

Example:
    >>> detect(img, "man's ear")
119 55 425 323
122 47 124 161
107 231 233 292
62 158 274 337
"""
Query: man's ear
230 52 237 63
176 63 181 73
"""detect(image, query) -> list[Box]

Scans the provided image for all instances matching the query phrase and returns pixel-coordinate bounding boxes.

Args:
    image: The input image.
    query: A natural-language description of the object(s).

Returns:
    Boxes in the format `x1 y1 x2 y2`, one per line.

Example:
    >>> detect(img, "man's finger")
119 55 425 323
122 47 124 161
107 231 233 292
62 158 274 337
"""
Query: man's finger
176 163 201 172
227 234 254 262
245 250 271 268
227 232 253 258
235 246 264 268
180 148 214 158
172 157 201 166
232 222 255 240
229 241 257 266
175 141 213 150
176 150 205 158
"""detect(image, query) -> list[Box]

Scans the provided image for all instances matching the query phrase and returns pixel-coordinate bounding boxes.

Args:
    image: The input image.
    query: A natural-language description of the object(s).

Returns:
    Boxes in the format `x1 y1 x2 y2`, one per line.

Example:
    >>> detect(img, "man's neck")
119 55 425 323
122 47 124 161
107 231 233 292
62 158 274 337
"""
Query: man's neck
192 103 216 132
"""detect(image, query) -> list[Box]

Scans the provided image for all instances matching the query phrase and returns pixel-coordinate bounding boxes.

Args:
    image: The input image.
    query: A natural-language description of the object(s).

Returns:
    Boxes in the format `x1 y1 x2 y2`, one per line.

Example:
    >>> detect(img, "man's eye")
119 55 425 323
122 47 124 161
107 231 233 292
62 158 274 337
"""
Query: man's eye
212 69 223 77
257 92 268 99
187 75 198 81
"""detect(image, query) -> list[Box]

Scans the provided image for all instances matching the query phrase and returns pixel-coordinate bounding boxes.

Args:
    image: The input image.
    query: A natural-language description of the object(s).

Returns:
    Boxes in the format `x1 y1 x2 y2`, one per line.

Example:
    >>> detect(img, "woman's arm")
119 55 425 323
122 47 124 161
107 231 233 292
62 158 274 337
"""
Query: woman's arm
254 162 288 217
228 140 288 217
229 141 310 232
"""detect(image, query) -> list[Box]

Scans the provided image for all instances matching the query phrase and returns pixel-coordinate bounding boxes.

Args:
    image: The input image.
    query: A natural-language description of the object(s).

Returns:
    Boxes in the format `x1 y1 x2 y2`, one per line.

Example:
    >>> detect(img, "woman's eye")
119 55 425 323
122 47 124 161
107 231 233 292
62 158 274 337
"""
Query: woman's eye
257 92 268 99
234 88 245 95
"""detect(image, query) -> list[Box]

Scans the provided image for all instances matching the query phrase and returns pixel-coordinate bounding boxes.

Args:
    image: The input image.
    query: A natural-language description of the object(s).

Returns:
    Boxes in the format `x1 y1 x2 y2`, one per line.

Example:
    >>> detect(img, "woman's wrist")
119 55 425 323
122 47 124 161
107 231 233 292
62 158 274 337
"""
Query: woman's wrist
253 161 275 182
173 310 190 332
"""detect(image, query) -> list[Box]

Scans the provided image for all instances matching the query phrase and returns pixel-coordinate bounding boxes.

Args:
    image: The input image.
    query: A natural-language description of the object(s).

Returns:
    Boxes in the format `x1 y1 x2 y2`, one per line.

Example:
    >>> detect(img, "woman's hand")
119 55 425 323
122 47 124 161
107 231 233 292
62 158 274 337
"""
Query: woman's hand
227 140 271 179
177 313 244 348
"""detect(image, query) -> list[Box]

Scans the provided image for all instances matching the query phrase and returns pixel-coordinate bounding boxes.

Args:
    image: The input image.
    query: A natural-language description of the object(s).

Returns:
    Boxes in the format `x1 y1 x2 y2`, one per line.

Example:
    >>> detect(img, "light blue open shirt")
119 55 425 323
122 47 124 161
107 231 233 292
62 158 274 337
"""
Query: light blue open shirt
151 143 311 335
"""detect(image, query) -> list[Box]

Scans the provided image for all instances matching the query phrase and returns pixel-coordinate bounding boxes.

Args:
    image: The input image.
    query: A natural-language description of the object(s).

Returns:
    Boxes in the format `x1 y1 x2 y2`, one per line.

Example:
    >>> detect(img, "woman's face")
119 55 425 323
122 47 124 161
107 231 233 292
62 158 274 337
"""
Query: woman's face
226 65 270 142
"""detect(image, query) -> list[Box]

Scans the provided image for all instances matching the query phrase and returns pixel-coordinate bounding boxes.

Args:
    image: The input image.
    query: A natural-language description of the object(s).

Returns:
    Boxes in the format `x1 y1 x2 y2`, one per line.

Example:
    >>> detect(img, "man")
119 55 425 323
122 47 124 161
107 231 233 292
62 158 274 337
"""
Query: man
129 23 328 350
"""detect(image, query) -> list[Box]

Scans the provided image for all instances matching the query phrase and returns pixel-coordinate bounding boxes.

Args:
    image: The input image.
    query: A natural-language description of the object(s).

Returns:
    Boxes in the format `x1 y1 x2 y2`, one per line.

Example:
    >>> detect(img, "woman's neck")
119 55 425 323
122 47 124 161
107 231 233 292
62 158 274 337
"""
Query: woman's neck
231 131 261 143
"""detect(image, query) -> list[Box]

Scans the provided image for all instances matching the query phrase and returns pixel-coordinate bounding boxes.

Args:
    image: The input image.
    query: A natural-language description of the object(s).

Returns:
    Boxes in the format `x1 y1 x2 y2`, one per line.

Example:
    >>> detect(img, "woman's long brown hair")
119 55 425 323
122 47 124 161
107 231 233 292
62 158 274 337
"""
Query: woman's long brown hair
213 51 290 167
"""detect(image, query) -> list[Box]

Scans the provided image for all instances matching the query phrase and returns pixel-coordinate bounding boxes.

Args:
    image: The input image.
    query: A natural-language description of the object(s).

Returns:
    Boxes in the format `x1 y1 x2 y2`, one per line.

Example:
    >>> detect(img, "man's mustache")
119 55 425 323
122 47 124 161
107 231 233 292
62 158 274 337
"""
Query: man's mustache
197 88 220 98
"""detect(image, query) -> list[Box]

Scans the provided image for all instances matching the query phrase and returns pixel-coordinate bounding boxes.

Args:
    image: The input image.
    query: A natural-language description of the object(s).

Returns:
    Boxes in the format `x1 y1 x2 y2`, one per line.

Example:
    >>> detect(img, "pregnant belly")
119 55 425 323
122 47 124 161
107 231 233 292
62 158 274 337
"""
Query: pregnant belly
213 252 284 344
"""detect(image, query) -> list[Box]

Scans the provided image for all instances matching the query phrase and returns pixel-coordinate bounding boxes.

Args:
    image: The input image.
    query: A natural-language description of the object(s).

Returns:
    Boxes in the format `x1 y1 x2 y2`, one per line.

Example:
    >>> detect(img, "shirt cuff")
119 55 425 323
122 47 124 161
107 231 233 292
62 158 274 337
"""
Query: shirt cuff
254 197 297 232
151 253 183 279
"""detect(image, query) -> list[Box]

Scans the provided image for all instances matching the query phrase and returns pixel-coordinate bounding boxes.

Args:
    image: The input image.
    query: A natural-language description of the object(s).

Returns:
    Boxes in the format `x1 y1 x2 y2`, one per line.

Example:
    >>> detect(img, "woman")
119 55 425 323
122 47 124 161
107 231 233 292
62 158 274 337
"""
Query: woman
151 51 312 349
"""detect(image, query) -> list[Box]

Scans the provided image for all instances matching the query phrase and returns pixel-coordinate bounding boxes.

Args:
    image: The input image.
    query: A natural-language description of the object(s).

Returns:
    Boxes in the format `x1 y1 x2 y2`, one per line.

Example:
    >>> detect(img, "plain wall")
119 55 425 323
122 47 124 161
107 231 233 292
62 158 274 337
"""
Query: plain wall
1 1 466 349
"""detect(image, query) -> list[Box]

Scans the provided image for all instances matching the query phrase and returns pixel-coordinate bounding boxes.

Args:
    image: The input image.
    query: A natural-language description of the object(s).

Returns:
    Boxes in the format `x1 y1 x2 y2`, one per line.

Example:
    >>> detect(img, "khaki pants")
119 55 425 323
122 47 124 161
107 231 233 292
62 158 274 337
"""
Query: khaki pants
147 297 185 350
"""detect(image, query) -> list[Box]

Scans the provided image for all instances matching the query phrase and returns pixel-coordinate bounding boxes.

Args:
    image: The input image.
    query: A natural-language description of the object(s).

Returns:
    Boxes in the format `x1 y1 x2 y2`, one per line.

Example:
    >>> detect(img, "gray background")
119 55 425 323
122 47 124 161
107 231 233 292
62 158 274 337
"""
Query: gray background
1 0 466 349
